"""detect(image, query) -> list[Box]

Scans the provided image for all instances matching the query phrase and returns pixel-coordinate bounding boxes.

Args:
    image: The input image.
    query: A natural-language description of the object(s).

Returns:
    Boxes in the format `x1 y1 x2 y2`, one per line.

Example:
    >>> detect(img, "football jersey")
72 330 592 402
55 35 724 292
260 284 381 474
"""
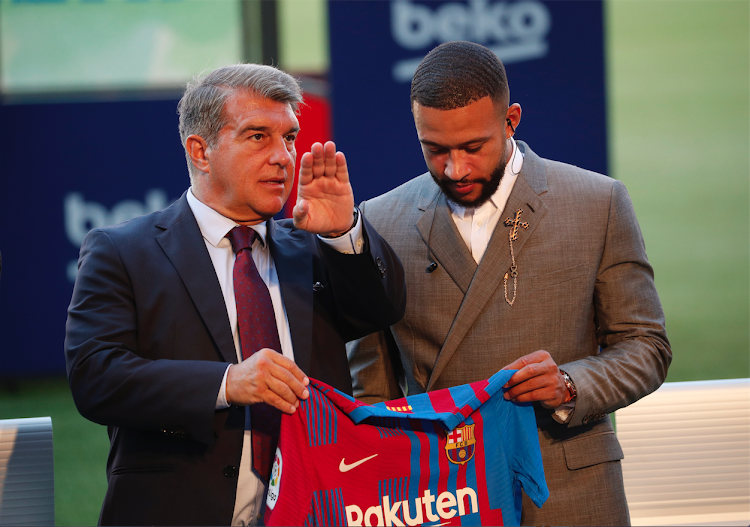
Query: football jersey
264 369 548 526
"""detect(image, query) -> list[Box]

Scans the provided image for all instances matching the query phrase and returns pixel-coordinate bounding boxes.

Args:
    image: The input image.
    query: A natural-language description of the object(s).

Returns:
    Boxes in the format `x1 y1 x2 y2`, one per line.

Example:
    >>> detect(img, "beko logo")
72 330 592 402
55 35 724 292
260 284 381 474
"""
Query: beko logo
391 0 551 82
64 189 173 282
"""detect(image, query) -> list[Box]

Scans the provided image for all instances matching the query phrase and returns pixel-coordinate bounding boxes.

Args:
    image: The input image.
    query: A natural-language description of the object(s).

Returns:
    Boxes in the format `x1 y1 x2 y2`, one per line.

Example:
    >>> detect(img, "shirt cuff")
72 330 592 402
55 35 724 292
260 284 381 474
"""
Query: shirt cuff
216 364 231 409
552 399 576 424
316 213 365 254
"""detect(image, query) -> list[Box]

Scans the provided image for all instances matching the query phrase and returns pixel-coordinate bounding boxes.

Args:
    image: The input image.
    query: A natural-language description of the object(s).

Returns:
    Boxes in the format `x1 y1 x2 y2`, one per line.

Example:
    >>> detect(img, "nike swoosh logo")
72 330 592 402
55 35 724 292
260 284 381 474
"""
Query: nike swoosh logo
339 454 378 472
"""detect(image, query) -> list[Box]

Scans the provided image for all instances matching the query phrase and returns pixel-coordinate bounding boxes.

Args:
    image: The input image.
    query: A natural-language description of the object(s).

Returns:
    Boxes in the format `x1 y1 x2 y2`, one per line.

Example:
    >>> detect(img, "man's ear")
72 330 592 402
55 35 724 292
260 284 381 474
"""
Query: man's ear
186 135 210 174
505 103 522 137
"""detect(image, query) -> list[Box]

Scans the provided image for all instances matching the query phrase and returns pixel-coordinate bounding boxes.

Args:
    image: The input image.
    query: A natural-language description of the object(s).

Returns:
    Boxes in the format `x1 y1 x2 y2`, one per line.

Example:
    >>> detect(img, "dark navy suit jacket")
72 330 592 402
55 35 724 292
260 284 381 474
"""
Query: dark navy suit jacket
64 193 406 525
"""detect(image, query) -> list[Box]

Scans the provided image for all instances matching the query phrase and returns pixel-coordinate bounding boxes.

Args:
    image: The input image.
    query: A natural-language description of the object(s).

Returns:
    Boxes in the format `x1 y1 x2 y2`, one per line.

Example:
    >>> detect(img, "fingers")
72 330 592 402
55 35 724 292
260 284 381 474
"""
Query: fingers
501 350 568 408
299 142 347 182
319 141 336 178
502 349 551 373
293 140 354 234
292 199 309 228
323 141 336 174
226 349 310 414
504 353 554 388
297 142 324 187
263 370 307 413
298 152 314 186
263 351 309 399
504 372 561 406
333 150 349 183
311 142 327 179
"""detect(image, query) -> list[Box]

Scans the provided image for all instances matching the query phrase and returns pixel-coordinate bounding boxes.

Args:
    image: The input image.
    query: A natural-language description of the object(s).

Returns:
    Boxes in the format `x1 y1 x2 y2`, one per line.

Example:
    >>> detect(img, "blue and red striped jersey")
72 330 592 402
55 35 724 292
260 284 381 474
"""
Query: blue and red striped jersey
264 369 548 526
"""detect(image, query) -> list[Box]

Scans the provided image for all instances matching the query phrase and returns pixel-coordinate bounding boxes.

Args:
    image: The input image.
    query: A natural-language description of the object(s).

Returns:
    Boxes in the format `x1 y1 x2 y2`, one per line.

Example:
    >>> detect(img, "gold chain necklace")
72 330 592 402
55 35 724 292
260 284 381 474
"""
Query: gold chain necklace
503 209 529 306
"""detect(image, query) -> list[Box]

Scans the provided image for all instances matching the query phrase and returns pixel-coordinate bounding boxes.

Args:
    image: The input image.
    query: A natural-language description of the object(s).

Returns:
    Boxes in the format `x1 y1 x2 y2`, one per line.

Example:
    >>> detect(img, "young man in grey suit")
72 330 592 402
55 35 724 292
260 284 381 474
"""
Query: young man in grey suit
347 41 671 526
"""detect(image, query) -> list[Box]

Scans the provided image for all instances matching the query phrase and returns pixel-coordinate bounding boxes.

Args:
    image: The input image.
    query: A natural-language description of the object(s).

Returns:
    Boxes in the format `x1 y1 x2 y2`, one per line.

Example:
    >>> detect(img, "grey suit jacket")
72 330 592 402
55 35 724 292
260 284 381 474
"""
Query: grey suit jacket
347 142 671 526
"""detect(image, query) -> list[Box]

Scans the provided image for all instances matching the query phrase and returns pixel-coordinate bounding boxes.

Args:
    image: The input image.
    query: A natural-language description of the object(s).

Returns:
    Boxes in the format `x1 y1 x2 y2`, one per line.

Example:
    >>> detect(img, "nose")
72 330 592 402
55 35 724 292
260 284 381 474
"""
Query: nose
444 150 469 181
269 136 293 168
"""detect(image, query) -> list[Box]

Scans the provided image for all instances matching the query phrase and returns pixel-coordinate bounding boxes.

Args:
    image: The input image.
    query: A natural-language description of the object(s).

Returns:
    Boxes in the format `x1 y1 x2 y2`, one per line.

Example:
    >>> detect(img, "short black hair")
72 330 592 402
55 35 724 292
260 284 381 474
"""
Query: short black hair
410 41 509 110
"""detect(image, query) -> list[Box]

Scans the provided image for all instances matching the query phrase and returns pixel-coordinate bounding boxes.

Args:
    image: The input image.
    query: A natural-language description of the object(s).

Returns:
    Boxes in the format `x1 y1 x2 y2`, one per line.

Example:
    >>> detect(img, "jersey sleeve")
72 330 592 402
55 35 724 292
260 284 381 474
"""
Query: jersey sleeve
501 399 550 508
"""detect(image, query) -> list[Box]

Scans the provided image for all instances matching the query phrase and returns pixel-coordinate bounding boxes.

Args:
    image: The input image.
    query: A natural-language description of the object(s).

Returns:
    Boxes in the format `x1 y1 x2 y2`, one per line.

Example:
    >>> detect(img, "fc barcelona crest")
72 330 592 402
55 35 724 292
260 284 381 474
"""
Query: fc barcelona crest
445 424 476 465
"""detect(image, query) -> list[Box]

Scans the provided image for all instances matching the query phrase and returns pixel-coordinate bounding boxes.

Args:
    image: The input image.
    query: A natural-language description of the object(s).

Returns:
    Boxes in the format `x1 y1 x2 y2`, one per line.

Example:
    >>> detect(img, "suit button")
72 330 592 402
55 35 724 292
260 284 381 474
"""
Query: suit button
375 257 386 277
313 281 324 291
223 465 239 477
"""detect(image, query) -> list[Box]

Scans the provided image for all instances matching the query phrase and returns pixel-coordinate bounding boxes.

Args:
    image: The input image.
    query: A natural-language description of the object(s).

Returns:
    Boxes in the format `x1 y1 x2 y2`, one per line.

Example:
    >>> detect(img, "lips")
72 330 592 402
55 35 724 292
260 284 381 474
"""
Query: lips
259 176 287 188
451 182 478 194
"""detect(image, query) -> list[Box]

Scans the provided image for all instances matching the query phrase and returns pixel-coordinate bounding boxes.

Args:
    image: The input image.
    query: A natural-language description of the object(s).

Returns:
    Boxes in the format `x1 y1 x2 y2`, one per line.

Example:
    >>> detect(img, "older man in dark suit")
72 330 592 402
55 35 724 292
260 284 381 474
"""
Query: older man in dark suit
65 64 405 526
348 42 671 526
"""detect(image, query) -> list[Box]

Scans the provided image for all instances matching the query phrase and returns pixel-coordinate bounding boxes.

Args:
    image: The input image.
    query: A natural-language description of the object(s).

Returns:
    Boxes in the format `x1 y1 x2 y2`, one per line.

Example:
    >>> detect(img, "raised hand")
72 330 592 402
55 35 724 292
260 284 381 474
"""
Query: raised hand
293 141 355 236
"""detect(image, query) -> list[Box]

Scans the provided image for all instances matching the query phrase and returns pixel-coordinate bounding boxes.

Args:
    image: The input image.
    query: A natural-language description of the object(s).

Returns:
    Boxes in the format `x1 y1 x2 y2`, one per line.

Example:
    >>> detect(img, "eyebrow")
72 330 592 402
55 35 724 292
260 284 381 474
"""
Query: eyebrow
419 136 493 149
239 124 301 136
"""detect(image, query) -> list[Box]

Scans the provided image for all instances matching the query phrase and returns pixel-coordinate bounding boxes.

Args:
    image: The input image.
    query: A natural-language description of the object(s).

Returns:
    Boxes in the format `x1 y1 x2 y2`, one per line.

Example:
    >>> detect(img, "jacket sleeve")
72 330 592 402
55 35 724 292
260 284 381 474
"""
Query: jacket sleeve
316 215 407 343
347 329 407 404
64 228 228 444
560 180 672 426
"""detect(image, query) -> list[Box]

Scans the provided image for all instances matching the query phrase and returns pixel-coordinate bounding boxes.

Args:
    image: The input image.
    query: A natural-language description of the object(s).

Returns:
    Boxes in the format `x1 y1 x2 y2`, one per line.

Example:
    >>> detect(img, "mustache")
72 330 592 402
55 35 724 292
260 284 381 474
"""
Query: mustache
428 156 507 208
444 178 482 187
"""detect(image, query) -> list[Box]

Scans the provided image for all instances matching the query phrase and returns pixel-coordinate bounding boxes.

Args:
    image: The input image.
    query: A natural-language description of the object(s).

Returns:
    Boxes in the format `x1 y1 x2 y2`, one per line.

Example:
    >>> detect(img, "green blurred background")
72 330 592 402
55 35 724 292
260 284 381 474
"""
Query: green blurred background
607 0 749 383
0 0 747 524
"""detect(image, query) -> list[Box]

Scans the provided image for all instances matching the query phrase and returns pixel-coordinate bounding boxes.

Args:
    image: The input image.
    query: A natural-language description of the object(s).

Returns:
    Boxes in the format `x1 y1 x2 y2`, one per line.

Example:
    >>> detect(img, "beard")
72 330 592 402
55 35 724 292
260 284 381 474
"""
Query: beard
429 149 508 208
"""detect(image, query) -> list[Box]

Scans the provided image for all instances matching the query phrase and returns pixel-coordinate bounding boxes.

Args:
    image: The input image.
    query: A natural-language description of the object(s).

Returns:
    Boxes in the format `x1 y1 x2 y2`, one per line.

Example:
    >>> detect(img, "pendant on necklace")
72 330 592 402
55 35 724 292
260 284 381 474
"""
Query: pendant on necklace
503 209 529 306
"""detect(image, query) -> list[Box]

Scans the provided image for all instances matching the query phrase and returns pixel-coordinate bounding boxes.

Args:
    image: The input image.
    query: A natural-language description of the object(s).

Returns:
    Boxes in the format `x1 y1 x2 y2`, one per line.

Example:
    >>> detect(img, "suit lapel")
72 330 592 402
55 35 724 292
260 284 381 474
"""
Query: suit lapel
155 194 237 364
426 144 550 390
267 220 314 375
416 191 477 294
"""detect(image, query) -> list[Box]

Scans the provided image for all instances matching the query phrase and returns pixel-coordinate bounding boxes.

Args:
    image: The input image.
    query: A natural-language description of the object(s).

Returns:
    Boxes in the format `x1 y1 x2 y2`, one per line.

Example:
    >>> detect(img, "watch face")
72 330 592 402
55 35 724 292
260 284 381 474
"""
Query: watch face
561 371 576 398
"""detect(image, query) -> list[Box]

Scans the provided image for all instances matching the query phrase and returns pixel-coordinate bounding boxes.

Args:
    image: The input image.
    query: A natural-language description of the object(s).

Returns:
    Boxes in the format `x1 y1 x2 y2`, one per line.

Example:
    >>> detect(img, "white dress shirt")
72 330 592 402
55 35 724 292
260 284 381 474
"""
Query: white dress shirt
446 137 524 263
445 140 575 423
186 189 363 526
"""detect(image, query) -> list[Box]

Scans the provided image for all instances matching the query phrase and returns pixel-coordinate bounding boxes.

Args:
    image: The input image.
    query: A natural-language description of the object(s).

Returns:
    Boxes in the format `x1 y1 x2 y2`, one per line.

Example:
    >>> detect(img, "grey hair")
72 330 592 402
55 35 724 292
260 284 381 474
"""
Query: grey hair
177 63 303 179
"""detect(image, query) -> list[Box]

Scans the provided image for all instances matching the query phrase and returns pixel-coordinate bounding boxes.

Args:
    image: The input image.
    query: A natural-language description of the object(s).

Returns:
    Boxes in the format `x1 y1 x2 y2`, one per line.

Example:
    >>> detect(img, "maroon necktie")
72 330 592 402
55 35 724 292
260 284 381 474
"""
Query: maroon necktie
226 226 282 482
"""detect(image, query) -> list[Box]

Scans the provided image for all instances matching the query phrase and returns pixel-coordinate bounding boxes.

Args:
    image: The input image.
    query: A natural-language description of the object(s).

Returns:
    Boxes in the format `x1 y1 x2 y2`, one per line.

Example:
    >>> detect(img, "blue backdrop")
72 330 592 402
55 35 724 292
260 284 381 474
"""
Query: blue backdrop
0 100 186 375
328 0 608 201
